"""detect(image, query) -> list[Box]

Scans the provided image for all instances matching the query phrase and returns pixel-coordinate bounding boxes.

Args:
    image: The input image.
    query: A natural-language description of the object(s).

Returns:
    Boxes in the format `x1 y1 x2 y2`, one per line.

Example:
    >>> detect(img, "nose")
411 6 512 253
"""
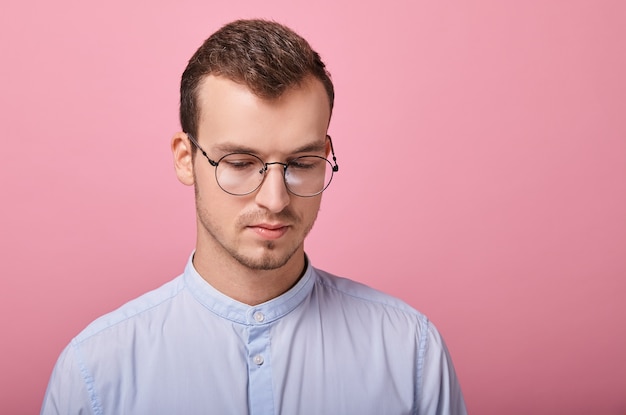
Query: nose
254 164 290 213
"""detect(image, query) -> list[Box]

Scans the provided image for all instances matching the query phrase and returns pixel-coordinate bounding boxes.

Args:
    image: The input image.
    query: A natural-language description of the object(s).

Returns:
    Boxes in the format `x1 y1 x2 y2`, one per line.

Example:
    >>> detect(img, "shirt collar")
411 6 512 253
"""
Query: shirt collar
182 252 315 325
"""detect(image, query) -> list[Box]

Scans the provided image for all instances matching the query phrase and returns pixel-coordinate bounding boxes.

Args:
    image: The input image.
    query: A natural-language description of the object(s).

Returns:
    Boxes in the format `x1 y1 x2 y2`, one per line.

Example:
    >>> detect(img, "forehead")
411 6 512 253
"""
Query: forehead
196 75 330 155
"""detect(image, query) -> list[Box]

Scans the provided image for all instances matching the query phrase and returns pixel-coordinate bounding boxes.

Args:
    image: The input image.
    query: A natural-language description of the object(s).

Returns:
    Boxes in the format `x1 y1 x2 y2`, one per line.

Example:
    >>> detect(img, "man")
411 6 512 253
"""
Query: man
42 19 467 414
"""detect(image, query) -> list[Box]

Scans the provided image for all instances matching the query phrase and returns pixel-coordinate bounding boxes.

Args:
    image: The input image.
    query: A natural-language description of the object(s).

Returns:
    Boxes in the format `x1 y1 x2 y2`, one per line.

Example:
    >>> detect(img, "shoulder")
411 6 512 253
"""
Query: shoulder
313 267 421 313
74 274 186 343
311 267 430 328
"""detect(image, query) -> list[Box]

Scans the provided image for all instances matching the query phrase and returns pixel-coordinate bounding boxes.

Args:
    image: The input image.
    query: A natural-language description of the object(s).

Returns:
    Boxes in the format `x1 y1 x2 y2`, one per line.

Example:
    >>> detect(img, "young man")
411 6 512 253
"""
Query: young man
42 19 467 414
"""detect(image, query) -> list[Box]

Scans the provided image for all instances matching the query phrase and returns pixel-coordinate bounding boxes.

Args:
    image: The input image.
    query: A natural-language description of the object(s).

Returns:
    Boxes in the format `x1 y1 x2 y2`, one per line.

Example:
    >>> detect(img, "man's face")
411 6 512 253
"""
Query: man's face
190 75 331 271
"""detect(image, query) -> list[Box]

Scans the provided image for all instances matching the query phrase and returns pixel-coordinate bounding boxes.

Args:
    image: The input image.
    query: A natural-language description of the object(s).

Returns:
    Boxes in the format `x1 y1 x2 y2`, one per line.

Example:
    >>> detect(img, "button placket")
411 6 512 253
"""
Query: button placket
246 324 274 414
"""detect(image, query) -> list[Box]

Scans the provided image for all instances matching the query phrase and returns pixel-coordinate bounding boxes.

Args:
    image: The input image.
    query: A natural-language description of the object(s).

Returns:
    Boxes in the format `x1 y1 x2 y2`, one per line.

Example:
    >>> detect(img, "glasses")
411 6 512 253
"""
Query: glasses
187 134 339 197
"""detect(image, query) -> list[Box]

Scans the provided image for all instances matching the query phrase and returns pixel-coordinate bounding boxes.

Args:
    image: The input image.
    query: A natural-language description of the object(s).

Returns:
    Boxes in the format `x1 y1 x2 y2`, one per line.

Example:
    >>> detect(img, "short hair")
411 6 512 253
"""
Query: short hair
180 19 334 139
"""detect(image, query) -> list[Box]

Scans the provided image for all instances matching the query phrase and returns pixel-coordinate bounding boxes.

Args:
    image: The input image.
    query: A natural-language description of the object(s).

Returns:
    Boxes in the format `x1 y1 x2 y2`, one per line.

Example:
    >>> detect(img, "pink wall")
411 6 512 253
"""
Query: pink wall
1 1 624 413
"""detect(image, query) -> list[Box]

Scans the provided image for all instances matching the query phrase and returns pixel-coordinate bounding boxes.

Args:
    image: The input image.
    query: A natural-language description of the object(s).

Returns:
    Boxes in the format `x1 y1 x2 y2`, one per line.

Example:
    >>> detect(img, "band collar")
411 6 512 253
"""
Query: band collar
183 252 315 325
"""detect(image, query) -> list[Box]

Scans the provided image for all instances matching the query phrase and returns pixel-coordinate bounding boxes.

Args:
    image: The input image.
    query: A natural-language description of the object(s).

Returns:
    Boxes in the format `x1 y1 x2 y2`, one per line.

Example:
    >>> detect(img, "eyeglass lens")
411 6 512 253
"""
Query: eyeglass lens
215 153 334 197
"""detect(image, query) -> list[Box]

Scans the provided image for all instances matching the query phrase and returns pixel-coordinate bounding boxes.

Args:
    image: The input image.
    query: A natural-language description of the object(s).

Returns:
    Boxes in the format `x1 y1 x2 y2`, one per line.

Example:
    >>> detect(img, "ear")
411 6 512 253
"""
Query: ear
171 132 195 186
325 134 331 157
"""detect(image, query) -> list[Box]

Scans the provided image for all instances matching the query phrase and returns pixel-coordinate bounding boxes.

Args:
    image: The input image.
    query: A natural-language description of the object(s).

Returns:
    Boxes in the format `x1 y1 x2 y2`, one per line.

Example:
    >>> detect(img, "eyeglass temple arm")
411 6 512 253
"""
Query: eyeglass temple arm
327 135 339 172
187 133 218 167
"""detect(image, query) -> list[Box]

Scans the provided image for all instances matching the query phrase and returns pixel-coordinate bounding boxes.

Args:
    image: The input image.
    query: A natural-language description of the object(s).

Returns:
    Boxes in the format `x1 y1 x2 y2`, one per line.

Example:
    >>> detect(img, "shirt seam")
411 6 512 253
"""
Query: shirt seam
414 317 430 415
71 338 103 415
74 280 185 344
316 275 423 318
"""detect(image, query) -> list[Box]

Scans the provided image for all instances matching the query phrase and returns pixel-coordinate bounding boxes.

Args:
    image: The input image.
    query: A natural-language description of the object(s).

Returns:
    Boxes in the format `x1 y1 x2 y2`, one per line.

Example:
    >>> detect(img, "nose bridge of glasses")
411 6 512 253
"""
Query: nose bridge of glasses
262 161 289 174
255 161 291 198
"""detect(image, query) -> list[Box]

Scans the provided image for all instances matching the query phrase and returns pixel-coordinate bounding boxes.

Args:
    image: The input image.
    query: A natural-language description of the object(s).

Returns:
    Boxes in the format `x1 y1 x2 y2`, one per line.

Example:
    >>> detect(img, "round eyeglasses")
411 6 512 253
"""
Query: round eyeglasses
187 134 339 197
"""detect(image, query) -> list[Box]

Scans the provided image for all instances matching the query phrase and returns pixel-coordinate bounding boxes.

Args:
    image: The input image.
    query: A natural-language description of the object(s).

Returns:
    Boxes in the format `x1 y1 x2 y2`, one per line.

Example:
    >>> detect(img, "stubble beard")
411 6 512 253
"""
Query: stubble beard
195 188 318 271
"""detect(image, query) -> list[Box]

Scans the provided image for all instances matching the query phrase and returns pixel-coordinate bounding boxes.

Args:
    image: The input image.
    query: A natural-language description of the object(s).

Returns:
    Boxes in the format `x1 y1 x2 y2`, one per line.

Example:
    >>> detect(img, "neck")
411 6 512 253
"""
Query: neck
192 245 307 306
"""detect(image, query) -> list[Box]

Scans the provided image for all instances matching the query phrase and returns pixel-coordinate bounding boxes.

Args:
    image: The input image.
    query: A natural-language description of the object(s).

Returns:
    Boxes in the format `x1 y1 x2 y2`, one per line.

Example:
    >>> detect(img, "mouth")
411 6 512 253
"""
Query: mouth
247 223 290 240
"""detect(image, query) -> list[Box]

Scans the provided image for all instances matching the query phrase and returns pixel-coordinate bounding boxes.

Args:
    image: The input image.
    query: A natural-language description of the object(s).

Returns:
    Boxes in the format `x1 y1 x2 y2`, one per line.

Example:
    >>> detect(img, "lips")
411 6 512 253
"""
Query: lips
247 223 289 240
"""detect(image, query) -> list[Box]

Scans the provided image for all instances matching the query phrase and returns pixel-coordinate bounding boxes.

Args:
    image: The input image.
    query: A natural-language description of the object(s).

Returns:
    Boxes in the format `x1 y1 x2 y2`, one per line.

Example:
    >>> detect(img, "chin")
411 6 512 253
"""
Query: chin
232 245 301 271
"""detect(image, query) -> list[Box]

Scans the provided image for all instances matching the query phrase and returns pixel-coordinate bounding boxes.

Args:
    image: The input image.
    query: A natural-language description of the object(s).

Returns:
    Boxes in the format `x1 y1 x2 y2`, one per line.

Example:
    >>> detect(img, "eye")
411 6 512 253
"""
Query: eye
227 160 254 169
289 157 322 170
221 154 261 171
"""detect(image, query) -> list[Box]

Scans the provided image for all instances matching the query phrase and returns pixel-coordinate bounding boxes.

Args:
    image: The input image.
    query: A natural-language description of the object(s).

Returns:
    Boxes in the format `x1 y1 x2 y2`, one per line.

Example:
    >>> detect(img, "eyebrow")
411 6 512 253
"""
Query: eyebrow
213 139 327 157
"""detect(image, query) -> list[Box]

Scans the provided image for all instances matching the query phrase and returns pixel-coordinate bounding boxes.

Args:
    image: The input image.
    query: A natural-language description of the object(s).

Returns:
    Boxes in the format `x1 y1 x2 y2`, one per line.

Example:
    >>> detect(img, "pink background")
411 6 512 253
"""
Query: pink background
1 1 625 414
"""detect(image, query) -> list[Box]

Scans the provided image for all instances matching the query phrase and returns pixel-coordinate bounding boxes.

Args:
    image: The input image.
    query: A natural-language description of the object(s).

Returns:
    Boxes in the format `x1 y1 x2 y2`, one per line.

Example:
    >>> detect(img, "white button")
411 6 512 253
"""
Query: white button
253 312 265 323
253 355 264 365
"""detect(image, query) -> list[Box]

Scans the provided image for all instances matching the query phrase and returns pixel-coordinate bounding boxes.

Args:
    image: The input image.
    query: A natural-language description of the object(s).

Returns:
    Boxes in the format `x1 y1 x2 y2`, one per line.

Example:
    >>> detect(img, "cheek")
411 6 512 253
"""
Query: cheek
194 163 231 200
193 163 217 190
295 197 322 219
195 178 235 217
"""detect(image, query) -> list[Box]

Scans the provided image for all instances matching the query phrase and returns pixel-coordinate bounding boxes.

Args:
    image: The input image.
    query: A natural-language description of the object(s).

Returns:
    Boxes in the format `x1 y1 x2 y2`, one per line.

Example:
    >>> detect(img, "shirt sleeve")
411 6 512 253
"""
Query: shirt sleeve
41 341 96 415
416 321 467 415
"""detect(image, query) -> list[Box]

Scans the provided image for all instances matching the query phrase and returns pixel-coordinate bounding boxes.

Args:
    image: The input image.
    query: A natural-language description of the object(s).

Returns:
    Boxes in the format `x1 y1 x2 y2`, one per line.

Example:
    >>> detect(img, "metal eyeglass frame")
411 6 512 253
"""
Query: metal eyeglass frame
186 133 339 197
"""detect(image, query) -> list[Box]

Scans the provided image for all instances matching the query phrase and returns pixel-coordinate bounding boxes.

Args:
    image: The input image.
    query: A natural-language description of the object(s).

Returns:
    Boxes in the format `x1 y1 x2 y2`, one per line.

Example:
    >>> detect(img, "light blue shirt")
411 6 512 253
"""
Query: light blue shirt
42 255 466 414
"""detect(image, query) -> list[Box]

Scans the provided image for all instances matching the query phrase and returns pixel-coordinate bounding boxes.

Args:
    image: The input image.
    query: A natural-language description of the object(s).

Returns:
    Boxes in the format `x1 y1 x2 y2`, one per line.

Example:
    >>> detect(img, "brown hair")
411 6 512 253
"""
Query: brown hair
180 19 334 138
